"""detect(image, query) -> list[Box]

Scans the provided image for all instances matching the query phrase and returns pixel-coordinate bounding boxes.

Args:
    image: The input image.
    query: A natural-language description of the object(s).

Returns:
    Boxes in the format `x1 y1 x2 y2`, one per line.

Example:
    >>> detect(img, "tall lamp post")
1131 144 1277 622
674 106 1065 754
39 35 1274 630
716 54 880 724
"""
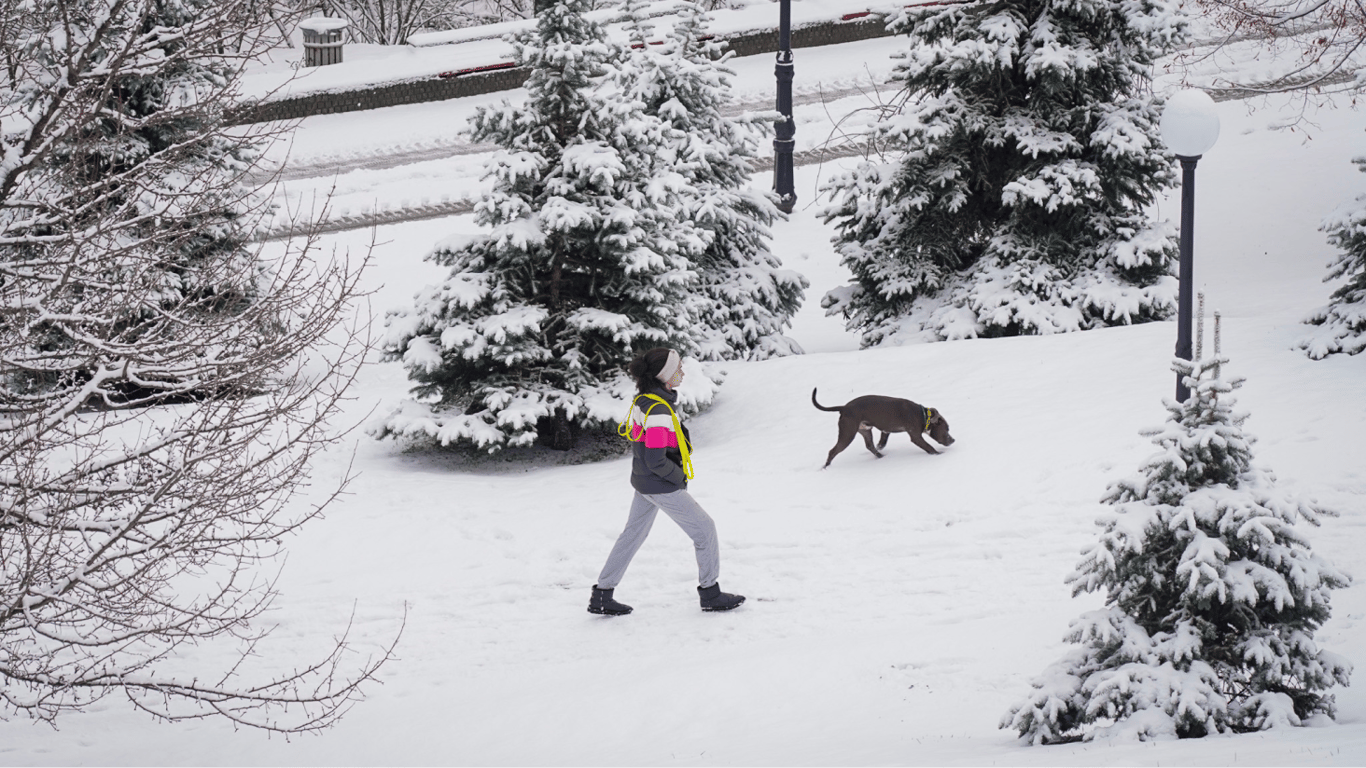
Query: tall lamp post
1159 89 1220 403
773 0 796 213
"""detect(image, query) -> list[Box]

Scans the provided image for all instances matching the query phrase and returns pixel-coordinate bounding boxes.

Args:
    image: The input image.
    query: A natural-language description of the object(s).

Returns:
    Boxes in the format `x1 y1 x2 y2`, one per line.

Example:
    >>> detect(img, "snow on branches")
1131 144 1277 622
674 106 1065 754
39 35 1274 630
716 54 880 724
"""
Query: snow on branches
820 0 1184 347
376 0 800 452
1 0 394 732
1298 155 1366 358
612 0 807 363
1003 355 1351 744
1180 0 1366 107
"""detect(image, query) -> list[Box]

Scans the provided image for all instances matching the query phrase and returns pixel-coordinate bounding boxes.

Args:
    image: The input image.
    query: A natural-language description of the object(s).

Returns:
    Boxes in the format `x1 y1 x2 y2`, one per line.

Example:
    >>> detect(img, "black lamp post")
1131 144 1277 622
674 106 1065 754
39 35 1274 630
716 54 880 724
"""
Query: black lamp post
773 0 796 213
1173 153 1200 402
1159 89 1220 402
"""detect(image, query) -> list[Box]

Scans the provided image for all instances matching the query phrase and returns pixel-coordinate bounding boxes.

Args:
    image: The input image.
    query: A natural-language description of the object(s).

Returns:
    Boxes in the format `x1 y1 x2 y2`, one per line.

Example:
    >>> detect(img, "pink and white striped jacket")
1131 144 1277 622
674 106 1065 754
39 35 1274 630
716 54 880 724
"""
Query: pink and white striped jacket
627 396 684 449
624 387 691 494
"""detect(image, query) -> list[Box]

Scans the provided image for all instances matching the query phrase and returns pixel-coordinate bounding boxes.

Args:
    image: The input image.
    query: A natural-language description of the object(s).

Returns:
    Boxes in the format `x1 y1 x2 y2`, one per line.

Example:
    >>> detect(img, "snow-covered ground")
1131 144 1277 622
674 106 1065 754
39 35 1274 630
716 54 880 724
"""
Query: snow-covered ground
248 32 913 236
6 14 1366 768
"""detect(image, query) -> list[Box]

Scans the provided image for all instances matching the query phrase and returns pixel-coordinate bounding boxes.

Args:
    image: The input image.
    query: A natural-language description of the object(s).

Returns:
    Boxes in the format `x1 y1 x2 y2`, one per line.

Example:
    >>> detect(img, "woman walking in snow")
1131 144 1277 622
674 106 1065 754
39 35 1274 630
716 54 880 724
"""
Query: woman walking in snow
589 348 745 615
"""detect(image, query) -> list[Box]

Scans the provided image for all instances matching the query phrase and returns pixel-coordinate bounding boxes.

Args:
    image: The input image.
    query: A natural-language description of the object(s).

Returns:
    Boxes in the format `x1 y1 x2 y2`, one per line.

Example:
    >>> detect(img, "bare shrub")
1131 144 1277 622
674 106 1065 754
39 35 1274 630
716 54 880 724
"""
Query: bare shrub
1 0 397 732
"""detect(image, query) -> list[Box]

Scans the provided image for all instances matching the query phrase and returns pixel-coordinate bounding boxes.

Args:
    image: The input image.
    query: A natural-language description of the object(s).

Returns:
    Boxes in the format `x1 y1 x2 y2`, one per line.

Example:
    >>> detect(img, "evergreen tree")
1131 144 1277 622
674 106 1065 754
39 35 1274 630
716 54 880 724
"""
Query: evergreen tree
59 0 257 275
820 0 1185 347
6 0 262 402
377 0 708 452
614 0 807 361
1298 155 1366 358
1003 356 1351 744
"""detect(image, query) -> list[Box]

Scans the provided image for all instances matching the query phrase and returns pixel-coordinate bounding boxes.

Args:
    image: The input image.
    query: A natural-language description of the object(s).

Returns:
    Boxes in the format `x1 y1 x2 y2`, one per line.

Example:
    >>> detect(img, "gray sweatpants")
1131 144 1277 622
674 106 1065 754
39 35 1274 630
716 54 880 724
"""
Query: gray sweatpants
596 490 719 590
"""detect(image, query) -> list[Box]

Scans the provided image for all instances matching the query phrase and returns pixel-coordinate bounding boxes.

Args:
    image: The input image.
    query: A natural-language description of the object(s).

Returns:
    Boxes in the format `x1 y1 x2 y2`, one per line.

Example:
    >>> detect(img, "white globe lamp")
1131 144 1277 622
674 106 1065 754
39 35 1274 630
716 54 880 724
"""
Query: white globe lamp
1160 89 1221 158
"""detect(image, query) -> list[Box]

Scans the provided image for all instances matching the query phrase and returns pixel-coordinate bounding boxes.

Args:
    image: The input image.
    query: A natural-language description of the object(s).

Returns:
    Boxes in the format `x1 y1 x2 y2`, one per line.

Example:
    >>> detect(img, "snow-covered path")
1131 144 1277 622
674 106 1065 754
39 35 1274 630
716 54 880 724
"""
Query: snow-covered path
5 14 1366 768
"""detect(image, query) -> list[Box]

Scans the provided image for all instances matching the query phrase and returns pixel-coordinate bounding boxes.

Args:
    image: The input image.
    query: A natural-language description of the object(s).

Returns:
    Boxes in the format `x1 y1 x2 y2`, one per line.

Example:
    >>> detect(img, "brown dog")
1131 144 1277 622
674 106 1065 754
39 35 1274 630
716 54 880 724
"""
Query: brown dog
812 388 954 468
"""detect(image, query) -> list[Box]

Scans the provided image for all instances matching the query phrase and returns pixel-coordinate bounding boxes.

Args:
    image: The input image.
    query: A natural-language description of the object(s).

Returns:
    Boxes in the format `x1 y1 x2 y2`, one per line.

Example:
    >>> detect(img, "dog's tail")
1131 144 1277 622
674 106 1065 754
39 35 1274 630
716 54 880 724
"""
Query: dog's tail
811 388 841 412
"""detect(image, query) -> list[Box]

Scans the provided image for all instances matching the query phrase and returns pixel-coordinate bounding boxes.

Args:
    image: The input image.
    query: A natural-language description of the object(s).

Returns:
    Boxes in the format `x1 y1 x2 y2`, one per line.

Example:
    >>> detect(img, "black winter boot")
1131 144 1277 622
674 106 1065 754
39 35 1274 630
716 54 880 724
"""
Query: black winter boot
697 582 745 612
588 585 632 616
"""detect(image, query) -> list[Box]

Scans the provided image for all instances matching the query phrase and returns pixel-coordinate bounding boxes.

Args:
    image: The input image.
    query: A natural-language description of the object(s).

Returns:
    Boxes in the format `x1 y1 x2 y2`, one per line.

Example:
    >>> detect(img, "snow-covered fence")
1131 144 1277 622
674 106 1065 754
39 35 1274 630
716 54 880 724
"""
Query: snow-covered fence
722 13 888 58
231 13 892 124
231 63 529 123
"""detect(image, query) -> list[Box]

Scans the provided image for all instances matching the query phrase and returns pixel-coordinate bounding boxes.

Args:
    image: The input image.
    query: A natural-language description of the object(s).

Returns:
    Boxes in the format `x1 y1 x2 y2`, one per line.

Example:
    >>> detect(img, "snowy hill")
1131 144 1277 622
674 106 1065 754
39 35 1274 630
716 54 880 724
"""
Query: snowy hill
5 12 1366 768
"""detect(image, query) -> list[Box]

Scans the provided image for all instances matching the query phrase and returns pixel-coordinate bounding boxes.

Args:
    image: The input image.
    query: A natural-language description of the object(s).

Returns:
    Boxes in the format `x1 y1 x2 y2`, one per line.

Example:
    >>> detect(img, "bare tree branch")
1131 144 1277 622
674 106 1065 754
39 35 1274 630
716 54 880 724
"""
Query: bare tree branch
1 0 396 733
1178 0 1366 109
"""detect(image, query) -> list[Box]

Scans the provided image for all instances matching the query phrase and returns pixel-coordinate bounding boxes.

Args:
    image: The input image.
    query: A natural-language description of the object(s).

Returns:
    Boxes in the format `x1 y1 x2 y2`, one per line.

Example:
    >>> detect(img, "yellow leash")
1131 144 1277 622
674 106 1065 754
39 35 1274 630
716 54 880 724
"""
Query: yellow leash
618 393 694 480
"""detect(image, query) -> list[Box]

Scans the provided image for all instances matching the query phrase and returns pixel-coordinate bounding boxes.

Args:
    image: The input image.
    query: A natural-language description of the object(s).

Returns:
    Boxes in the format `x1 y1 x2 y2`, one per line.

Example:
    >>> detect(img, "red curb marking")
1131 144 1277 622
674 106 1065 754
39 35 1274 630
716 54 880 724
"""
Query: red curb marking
438 61 517 78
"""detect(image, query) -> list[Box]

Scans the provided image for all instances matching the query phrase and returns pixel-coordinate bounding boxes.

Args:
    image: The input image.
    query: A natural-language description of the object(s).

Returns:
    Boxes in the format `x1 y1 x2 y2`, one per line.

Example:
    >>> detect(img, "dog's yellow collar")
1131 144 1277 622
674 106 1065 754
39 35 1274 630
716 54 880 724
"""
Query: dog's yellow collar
924 408 934 432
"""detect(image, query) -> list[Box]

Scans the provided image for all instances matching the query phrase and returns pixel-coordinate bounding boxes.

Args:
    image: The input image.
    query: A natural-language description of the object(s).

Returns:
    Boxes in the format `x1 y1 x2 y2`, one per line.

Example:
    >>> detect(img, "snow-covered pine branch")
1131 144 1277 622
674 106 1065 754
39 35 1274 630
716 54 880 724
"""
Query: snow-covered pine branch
1297 154 1366 358
613 0 807 362
820 0 1184 347
376 0 781 453
1003 354 1351 744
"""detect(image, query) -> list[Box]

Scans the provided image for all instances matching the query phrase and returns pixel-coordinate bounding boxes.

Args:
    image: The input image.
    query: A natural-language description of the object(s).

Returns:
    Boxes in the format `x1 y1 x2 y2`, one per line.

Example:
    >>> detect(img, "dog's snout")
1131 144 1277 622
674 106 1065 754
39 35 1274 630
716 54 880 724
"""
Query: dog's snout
932 422 955 446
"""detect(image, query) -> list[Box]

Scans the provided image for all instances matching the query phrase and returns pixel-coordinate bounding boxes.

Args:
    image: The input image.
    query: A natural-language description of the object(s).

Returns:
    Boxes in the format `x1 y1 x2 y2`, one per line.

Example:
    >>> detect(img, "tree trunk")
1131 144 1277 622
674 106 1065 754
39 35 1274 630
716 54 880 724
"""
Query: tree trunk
540 411 575 450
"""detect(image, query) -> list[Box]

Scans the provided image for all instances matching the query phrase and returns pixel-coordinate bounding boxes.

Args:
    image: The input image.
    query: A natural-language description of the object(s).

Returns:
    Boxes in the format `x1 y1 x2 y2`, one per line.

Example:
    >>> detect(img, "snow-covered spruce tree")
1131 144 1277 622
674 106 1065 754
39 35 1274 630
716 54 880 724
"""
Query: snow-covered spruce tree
1298 155 1366 358
1 0 394 732
377 0 709 452
613 0 807 361
1003 356 1351 744
5 0 268 402
820 0 1185 347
